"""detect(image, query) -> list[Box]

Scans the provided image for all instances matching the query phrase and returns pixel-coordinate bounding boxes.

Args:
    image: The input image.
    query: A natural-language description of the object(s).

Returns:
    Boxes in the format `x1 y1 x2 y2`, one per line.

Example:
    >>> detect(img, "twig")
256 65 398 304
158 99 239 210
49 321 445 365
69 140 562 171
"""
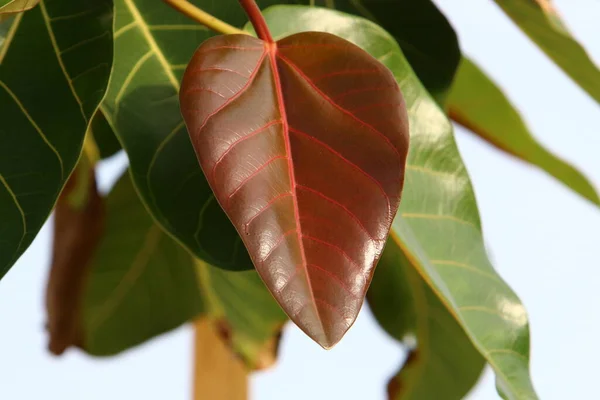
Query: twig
163 0 246 35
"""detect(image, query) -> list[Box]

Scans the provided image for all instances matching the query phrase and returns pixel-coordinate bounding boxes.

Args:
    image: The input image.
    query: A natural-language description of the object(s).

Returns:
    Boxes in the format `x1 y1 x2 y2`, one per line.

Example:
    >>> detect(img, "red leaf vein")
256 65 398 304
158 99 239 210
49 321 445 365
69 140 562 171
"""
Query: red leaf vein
242 192 293 231
301 234 360 270
227 155 287 201
297 184 378 241
277 54 402 162
306 263 358 299
211 119 283 181
290 126 391 213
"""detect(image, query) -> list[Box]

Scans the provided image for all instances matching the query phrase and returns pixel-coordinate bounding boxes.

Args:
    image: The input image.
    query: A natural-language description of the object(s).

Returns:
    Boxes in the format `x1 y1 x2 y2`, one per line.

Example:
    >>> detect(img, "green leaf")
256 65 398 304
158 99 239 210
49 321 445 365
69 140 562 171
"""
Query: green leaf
83 172 287 361
0 0 40 14
83 171 203 356
257 5 537 398
369 239 485 399
0 0 113 279
331 0 460 104
495 0 600 105
91 111 122 160
448 57 599 205
100 0 257 270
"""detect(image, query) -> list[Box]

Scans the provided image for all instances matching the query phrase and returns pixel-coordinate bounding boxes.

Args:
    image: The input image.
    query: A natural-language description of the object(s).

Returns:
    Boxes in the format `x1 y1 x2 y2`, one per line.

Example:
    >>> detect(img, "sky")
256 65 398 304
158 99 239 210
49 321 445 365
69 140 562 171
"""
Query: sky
1 0 600 399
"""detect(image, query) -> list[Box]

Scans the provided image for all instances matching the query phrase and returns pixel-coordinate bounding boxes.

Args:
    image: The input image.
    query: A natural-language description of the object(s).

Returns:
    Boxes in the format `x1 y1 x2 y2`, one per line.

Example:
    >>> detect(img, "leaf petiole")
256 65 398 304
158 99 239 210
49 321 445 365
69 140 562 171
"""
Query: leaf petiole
238 0 273 42
163 0 246 35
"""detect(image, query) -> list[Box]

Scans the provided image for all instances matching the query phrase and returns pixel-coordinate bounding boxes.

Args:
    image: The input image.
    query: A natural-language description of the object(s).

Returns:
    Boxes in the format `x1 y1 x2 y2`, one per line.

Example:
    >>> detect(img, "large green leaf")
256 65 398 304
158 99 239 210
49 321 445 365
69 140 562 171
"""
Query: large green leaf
257 6 537 398
83 171 287 360
369 239 484 400
0 0 113 279
495 0 600 105
448 57 599 205
0 0 39 14
331 0 460 104
82 172 203 356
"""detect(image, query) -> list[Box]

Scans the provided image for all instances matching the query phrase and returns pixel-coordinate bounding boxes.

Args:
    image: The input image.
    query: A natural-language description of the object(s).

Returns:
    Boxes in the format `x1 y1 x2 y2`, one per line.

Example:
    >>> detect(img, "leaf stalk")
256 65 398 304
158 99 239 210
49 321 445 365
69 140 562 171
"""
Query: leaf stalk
238 0 273 42
163 0 245 35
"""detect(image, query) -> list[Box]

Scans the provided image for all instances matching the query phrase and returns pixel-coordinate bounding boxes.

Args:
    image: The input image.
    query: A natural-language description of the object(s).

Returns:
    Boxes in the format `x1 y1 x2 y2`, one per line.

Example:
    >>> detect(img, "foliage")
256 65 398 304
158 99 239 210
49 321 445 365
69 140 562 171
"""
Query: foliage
1 0 598 399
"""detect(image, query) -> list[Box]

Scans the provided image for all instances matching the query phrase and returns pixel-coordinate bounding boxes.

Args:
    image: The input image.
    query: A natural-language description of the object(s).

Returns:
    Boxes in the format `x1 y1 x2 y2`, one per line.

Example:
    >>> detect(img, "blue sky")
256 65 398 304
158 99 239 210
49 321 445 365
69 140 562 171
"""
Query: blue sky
1 0 599 399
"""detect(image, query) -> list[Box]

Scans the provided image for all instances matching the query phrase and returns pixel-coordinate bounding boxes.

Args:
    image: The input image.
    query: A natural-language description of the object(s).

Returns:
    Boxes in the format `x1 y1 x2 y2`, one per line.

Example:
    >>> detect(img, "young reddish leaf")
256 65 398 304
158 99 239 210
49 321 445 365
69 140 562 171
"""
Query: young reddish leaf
180 3 409 348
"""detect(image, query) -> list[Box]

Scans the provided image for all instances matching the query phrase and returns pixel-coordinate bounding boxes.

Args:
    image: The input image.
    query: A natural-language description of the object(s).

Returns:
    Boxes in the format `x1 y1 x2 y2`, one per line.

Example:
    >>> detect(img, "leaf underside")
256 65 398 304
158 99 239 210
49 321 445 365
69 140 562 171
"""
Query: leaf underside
180 33 409 348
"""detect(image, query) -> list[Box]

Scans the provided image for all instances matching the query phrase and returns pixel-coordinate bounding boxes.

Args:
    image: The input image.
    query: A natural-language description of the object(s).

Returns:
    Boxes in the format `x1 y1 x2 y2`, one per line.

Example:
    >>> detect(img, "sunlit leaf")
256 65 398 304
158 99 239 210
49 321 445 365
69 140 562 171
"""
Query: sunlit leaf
448 57 599 205
257 6 538 398
369 239 484 400
495 0 600 105
0 0 40 15
182 22 408 349
0 0 113 279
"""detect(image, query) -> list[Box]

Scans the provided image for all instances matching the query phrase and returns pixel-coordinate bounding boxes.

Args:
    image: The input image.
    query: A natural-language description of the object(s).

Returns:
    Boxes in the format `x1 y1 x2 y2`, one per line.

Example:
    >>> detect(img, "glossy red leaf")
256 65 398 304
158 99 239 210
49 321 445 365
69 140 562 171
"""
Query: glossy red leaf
180 21 408 347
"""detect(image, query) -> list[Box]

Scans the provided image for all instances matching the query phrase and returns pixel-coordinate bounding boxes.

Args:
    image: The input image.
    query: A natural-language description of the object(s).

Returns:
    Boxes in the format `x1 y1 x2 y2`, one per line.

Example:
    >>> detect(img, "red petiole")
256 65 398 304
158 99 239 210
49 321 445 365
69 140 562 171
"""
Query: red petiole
238 0 274 43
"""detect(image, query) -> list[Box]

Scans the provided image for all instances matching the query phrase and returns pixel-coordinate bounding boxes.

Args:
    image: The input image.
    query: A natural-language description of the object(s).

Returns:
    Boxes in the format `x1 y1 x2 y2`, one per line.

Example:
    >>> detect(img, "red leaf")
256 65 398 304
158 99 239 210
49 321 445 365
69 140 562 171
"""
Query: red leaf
180 28 409 348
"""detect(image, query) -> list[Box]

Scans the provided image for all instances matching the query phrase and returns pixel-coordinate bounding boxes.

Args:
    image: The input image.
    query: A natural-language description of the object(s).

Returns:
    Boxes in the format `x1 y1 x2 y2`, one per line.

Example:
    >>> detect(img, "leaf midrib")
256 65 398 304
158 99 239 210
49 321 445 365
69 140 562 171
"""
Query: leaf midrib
269 41 327 344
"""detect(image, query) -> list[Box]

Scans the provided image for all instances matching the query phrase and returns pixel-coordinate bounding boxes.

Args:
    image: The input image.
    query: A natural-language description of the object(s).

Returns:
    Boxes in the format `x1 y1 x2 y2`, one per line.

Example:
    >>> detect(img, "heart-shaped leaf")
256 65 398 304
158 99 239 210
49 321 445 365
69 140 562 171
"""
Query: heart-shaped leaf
448 57 599 205
0 0 113 279
99 0 455 275
180 7 409 347
495 0 600 105
256 5 538 398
